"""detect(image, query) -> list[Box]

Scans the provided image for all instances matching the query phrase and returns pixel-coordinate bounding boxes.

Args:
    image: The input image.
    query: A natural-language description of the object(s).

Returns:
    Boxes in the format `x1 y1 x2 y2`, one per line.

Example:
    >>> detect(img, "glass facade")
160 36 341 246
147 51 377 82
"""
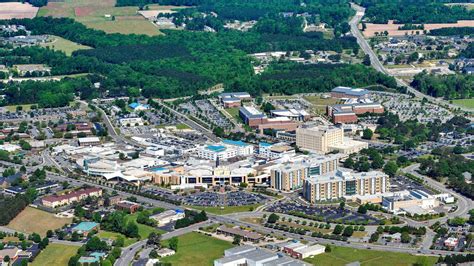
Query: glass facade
345 180 356 195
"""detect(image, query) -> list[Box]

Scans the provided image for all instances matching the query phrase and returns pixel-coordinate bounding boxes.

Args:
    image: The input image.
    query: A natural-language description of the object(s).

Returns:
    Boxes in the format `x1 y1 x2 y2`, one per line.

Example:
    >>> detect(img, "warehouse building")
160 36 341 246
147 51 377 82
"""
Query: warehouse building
331 86 369 99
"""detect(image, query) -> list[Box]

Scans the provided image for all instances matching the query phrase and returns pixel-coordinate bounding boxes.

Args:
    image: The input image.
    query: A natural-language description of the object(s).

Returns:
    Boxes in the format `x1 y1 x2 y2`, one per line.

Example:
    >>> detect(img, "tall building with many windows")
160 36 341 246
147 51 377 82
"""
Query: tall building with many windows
303 168 389 203
270 154 342 191
296 125 367 154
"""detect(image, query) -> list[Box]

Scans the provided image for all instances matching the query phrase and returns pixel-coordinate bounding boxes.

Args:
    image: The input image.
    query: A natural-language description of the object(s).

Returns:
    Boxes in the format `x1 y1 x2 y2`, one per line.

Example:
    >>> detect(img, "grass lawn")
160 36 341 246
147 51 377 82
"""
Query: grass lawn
304 246 437 266
304 96 343 113
191 204 261 215
175 123 191 130
225 107 241 121
452 98 474 109
352 231 367 238
32 243 79 266
38 0 161 36
125 213 166 239
7 207 72 237
4 104 34 112
160 232 234 266
96 230 136 246
40 35 91 56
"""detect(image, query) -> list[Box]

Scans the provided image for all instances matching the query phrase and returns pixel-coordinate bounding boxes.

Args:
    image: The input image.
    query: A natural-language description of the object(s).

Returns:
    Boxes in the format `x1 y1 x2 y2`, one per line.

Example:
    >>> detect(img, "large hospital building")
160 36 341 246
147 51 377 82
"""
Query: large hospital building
303 168 389 203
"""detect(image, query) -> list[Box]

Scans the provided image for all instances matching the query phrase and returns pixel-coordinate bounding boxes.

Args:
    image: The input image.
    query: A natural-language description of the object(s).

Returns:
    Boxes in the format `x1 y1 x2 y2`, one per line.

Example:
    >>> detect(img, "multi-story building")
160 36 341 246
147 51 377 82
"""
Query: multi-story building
196 139 254 161
258 142 295 159
303 168 389 203
239 106 267 127
270 154 341 191
296 126 343 153
296 125 367 154
42 187 103 208
327 102 384 124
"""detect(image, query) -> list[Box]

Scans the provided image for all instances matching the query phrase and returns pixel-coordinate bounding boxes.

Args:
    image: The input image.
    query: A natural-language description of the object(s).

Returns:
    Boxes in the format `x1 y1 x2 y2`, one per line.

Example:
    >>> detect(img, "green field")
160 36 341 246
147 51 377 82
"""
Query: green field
191 204 261 215
225 107 241 121
160 232 234 266
40 35 91 56
303 96 343 113
304 246 437 266
32 244 80 266
4 104 34 112
452 98 474 109
38 0 162 36
125 213 166 239
96 230 136 246
176 123 191 130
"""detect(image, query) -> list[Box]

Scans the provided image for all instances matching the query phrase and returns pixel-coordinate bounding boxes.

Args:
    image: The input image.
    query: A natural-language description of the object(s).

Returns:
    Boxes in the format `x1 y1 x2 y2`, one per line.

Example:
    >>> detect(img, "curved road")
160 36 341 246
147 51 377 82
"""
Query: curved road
349 3 473 113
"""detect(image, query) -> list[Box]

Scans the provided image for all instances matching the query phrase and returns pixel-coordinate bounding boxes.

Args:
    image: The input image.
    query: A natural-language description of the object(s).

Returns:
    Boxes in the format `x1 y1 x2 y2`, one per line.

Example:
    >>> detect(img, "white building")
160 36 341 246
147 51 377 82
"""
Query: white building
258 142 295 159
120 117 144 127
150 209 185 226
197 140 254 161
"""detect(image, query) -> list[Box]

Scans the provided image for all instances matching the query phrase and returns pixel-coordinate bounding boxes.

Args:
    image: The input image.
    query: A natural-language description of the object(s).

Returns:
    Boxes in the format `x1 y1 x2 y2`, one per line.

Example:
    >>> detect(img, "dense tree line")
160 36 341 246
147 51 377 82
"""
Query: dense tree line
228 62 398 96
174 210 207 229
116 0 201 7
0 194 29 225
411 71 474 99
419 146 474 199
429 27 474 36
0 16 397 105
460 42 474 58
356 0 474 24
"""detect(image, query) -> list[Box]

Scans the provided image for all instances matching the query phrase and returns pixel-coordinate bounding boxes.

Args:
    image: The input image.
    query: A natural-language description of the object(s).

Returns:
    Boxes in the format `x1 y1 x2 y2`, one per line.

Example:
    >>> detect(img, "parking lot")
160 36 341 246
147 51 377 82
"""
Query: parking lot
266 202 381 225
182 191 269 207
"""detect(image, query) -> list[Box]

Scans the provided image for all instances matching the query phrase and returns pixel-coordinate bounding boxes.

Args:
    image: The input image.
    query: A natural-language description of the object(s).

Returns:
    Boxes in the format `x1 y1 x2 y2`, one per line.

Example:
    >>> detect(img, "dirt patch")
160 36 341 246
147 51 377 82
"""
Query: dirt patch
74 7 94 17
362 20 474 37
0 2 38 19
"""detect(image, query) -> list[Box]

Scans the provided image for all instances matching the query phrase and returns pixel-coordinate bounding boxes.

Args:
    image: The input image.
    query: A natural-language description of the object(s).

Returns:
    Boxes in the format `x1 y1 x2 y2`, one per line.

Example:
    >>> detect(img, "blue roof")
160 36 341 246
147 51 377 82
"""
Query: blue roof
129 103 139 109
259 142 272 147
72 222 99 232
207 145 226 152
223 139 248 147
175 209 184 213
150 167 167 172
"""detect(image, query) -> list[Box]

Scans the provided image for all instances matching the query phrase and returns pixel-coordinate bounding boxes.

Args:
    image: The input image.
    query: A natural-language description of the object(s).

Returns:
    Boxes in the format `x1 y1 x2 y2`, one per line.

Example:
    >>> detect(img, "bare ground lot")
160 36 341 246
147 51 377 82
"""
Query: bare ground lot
0 2 38 19
39 0 162 36
7 207 72 236
362 20 474 37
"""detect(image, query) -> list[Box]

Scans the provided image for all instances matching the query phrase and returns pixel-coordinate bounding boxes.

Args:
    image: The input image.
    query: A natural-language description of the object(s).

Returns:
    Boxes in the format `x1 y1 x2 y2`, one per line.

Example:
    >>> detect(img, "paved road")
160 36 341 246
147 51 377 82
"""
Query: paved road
159 103 220 142
44 151 467 257
402 164 472 223
114 221 213 266
349 3 473 113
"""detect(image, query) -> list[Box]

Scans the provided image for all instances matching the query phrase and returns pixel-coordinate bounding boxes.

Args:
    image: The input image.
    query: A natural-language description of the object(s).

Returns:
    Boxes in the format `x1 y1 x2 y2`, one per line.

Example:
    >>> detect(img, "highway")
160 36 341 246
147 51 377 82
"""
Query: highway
349 3 474 113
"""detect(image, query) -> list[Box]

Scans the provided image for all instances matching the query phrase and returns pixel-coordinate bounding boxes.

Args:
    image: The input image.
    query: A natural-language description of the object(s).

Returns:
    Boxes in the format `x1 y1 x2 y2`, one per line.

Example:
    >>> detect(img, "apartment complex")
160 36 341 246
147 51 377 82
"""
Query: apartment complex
270 154 341 191
41 187 103 208
303 168 389 203
296 125 367 154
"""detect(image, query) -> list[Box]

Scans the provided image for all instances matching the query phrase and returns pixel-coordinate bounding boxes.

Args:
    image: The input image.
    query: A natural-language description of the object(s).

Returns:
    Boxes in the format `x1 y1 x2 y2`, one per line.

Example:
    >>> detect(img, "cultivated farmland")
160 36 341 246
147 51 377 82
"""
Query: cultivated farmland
0 2 38 19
